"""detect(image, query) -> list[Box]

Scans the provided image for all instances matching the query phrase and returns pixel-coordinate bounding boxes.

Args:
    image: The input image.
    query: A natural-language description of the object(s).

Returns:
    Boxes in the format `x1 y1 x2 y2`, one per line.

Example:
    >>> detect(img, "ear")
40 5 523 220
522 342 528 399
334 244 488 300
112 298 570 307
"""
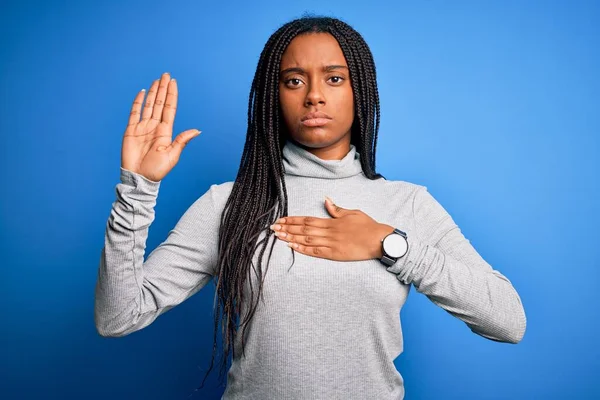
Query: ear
324 196 350 218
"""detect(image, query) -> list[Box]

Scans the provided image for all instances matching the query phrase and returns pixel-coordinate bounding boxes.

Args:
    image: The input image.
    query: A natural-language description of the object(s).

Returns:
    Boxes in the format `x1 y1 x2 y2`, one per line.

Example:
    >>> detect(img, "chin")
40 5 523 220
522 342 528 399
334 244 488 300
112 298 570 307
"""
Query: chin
290 128 339 149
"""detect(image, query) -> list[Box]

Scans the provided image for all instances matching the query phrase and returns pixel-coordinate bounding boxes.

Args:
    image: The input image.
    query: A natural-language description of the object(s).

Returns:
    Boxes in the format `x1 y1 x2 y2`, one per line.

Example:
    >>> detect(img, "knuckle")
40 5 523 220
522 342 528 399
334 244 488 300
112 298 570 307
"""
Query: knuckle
155 99 164 105
304 235 313 244
301 225 310 234
312 247 320 255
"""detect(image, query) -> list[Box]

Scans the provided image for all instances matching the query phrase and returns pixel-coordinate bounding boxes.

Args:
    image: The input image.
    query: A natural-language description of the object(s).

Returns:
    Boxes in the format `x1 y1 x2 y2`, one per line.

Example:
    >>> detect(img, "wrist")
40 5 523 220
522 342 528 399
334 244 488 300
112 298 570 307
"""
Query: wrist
372 223 395 259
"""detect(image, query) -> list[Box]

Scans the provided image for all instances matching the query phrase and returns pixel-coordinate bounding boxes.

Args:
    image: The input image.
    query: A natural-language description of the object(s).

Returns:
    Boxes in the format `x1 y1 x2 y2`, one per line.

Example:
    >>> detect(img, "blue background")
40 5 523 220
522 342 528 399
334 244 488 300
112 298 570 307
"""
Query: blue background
2 0 598 399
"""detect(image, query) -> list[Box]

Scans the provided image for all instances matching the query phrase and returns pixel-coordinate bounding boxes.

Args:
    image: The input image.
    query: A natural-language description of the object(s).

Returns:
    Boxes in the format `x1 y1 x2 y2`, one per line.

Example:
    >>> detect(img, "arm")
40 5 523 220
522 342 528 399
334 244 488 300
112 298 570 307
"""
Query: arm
385 186 526 343
94 168 223 337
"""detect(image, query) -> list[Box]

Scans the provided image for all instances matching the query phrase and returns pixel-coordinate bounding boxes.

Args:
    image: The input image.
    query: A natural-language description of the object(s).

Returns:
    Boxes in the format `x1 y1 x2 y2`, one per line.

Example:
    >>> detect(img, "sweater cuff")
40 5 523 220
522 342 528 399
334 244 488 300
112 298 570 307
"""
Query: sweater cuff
118 167 161 202
120 167 161 188
384 238 427 283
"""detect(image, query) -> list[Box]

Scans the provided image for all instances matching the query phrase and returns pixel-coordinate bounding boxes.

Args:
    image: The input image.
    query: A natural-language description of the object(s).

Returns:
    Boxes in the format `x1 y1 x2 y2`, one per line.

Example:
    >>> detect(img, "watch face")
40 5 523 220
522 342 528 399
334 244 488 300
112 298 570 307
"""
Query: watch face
383 234 408 258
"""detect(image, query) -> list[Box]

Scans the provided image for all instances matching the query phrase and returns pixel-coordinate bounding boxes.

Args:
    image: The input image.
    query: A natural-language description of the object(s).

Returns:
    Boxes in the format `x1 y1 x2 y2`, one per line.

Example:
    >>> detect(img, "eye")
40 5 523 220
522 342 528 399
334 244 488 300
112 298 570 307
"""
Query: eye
328 76 344 84
284 78 304 87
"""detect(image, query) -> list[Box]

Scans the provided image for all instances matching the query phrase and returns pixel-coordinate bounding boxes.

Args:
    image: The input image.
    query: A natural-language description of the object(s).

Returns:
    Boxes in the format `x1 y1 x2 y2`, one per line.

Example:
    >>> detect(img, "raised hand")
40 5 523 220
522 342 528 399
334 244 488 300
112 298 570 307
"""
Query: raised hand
121 72 200 182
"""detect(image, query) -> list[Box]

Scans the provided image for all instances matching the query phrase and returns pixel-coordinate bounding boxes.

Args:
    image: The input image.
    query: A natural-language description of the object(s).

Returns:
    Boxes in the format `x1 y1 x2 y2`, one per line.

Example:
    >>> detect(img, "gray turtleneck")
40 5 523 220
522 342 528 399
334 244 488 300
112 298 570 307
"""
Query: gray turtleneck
95 140 526 399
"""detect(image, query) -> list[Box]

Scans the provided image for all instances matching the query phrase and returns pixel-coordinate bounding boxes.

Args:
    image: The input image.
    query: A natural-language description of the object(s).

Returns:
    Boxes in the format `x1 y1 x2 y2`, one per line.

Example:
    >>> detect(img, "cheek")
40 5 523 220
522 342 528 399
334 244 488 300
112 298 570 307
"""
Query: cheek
279 90 300 123
337 88 355 124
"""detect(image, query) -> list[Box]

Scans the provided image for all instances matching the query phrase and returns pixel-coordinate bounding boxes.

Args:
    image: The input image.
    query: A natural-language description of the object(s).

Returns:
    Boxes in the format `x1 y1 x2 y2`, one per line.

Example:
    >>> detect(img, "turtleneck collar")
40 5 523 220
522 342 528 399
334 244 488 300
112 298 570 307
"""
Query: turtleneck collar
281 139 364 179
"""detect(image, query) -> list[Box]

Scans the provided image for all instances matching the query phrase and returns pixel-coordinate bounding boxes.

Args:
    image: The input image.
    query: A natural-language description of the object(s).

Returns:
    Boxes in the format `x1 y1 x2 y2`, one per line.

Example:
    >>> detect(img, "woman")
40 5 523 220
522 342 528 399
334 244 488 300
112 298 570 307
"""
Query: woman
95 15 527 399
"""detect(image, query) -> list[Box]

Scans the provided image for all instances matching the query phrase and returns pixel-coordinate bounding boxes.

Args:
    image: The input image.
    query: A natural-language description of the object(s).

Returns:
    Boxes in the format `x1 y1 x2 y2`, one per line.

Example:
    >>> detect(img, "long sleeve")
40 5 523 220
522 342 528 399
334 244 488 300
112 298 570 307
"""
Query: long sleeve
94 168 224 337
386 186 527 344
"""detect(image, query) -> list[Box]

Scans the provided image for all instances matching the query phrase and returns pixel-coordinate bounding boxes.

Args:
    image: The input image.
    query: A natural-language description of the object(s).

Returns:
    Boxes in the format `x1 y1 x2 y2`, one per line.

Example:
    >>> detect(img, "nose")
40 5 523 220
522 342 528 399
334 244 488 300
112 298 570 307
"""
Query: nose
304 81 326 107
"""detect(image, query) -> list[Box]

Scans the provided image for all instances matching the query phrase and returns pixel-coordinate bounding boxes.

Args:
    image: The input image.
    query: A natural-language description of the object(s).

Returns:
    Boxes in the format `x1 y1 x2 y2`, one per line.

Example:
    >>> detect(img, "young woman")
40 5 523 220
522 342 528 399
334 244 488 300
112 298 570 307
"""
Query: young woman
95 15 526 400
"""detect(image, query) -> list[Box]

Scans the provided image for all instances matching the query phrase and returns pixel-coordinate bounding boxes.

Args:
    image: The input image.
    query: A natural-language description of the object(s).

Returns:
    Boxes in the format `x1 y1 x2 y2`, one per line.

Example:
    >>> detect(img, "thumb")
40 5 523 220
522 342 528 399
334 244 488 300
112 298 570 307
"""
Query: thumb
324 196 349 218
169 129 201 157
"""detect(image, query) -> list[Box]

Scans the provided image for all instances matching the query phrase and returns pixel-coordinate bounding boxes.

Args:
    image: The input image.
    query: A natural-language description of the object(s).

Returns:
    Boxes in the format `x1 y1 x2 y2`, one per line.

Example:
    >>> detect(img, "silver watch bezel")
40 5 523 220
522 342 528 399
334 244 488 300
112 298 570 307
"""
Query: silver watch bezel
381 229 409 260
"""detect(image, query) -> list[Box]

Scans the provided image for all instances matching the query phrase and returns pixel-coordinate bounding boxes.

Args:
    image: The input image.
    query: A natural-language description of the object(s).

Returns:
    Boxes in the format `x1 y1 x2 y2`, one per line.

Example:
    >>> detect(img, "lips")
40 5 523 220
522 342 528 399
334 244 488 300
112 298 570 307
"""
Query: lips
301 111 332 127
301 111 332 121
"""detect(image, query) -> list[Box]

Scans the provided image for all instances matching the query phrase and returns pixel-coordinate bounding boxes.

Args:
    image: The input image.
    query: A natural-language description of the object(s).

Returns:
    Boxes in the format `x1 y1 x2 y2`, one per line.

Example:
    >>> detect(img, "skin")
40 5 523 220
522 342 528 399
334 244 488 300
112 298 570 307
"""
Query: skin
274 33 396 261
278 32 354 161
122 72 200 183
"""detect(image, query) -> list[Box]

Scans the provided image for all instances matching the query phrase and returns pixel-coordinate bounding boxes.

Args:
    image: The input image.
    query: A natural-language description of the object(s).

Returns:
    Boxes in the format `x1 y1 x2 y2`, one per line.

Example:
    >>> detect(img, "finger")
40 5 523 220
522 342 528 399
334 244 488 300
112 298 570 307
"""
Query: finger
275 224 329 237
274 230 332 247
275 216 330 228
152 72 171 122
287 242 333 259
141 80 159 121
167 129 201 160
162 79 178 126
127 89 146 128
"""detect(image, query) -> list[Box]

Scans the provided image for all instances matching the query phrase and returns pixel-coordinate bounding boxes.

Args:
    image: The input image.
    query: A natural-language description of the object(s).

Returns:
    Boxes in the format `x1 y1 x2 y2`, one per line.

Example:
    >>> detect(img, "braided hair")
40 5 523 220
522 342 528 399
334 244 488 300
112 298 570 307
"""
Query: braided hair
195 14 384 392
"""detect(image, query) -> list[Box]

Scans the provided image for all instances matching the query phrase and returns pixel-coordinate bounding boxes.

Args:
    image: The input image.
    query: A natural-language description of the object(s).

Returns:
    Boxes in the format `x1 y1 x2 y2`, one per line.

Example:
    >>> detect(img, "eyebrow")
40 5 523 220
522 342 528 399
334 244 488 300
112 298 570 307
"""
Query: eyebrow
279 65 348 76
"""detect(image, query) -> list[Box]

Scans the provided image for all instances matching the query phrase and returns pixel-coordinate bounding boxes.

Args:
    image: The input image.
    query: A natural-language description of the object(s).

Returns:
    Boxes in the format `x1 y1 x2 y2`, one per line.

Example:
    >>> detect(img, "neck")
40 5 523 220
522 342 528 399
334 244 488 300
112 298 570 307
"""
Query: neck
281 138 363 179
289 135 351 161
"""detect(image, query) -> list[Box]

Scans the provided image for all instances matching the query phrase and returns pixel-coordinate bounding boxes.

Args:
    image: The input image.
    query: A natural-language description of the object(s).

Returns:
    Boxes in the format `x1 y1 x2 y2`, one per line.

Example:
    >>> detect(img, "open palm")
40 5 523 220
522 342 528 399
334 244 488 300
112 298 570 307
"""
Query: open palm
121 72 200 182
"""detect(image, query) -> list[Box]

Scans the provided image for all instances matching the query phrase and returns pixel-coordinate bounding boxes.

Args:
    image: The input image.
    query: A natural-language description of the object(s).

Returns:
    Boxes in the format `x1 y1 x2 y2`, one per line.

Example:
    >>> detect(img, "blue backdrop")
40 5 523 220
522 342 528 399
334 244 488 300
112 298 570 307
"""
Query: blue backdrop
2 0 598 399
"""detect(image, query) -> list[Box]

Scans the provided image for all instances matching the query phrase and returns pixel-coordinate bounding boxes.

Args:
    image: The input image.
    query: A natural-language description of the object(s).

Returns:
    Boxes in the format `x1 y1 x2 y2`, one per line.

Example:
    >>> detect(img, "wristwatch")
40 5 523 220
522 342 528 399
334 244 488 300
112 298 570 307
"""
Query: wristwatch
380 228 409 266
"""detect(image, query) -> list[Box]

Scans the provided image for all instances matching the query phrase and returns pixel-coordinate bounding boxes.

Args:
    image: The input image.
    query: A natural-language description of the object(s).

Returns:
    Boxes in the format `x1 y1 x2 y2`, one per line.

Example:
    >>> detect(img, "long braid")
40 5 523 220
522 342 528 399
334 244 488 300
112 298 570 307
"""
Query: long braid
190 15 385 396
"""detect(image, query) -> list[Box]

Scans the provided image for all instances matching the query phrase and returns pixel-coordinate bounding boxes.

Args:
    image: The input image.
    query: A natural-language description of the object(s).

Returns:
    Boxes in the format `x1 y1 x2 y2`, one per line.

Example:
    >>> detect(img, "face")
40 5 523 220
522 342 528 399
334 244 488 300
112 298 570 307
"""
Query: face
278 33 354 160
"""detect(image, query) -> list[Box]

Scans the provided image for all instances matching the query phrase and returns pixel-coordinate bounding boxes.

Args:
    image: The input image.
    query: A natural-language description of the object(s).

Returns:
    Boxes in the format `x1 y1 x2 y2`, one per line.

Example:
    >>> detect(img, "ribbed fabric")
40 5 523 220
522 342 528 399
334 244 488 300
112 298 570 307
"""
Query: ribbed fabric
95 139 526 399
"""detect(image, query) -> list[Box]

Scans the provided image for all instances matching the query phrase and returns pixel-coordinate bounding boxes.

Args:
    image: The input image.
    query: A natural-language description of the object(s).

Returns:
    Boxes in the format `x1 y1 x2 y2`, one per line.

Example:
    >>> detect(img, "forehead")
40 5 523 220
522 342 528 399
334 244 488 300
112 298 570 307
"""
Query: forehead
280 33 346 68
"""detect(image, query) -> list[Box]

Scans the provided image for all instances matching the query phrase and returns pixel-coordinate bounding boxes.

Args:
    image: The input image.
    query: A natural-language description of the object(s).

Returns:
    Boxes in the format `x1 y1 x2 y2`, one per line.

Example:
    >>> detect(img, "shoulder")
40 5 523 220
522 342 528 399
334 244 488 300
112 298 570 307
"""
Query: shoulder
374 178 457 243
369 175 427 201
381 177 425 191
193 180 234 212
207 180 235 197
